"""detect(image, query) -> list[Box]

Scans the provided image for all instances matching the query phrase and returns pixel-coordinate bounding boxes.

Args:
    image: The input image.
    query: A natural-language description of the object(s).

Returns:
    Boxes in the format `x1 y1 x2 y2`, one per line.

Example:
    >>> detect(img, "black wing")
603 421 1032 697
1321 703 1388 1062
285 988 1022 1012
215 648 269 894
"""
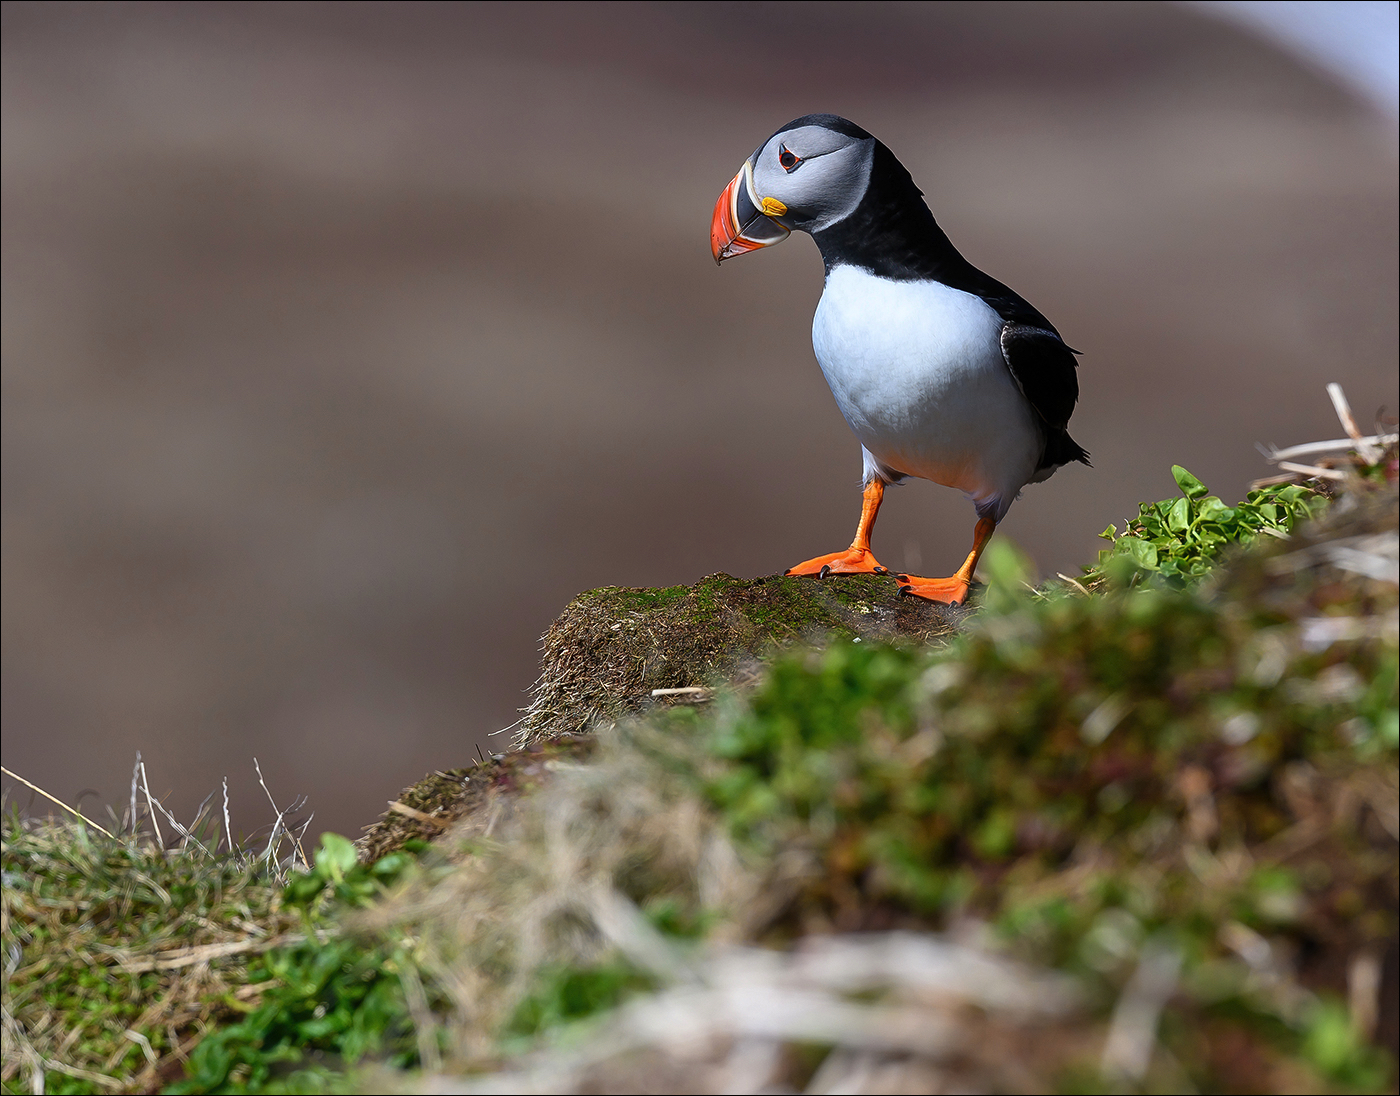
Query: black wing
998 323 1080 431
936 270 1089 467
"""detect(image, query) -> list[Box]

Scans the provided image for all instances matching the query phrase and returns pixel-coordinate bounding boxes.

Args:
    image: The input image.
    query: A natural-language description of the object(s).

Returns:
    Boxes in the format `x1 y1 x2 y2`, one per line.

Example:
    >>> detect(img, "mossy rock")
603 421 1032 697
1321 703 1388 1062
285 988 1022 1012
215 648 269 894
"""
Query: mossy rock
359 571 964 862
520 571 969 743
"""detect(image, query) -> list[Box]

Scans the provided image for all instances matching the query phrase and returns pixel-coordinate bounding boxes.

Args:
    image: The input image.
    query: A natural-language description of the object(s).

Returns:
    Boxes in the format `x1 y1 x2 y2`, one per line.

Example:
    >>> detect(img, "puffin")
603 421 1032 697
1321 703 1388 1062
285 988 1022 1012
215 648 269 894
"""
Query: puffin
710 114 1089 604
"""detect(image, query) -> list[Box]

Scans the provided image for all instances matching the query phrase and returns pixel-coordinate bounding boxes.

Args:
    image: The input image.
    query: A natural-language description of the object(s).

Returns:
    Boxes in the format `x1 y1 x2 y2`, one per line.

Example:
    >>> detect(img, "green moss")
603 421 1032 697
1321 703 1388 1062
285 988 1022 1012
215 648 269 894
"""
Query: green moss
701 595 1393 938
521 571 965 743
504 960 655 1045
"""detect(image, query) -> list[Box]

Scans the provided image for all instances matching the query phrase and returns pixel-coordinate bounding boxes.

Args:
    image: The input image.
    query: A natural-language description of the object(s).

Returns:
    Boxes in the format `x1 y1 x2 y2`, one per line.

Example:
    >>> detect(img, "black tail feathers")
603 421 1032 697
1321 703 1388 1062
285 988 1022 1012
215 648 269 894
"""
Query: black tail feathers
1040 429 1091 471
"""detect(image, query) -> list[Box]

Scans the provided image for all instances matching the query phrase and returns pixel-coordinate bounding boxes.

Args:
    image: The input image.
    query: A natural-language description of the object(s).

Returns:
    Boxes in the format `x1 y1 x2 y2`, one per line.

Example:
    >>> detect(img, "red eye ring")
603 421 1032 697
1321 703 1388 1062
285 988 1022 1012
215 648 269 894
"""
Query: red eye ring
778 145 801 172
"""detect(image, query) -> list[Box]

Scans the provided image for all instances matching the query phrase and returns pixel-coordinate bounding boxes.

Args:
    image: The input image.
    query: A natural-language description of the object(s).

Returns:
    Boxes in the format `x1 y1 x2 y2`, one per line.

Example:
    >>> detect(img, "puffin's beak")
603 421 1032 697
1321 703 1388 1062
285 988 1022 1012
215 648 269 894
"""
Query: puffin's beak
710 160 790 263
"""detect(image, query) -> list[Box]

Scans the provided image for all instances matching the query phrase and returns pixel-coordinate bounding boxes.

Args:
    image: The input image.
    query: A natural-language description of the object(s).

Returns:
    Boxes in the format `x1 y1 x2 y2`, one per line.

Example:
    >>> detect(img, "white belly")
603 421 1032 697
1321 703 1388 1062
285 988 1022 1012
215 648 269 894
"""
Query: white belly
811 265 1042 514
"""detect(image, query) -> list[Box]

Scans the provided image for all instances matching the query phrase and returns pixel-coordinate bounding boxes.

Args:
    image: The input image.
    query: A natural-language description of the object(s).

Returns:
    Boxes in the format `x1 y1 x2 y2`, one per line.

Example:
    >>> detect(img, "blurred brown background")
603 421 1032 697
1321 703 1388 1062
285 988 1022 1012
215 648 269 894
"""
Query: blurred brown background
3 1 1396 840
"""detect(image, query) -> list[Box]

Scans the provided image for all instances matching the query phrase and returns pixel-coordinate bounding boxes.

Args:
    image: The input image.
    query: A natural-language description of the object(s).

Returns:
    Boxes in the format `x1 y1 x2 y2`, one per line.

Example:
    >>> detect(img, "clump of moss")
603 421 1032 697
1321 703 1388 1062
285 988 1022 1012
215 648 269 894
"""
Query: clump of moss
711 562 1394 935
520 570 965 743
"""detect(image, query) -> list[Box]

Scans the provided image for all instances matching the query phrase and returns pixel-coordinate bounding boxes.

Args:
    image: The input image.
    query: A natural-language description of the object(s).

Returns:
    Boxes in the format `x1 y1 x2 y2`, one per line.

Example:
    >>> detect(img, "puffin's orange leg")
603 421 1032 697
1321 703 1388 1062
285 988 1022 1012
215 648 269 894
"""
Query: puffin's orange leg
786 480 891 577
897 517 997 604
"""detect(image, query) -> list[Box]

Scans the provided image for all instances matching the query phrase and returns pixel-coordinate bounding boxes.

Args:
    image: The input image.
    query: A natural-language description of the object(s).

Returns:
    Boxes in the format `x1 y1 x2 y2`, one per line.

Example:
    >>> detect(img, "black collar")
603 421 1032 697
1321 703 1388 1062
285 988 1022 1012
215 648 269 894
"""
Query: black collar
811 141 1057 333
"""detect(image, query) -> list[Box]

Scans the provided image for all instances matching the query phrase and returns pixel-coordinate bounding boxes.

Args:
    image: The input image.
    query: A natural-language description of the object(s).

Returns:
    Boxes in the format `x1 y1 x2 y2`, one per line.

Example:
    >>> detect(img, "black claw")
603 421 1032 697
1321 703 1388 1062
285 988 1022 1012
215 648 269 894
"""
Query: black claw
898 584 912 597
818 564 832 579
873 566 889 575
896 574 909 582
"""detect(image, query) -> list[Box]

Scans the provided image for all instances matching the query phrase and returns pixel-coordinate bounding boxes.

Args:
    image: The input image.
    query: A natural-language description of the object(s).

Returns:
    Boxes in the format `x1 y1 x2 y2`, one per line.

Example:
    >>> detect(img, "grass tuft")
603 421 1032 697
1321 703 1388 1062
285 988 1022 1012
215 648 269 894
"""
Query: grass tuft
2 816 297 1093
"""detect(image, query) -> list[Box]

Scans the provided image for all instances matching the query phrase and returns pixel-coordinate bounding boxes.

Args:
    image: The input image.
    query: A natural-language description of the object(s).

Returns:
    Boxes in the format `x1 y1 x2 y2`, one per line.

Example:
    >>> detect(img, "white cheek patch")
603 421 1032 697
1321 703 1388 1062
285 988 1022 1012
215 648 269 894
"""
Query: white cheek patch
802 140 875 233
753 135 875 234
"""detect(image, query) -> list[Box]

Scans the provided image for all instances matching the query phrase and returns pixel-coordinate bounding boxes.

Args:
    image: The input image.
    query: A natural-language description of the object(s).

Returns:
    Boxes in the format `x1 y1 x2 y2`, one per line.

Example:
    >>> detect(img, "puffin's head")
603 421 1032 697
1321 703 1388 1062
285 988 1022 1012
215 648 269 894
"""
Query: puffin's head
710 114 876 264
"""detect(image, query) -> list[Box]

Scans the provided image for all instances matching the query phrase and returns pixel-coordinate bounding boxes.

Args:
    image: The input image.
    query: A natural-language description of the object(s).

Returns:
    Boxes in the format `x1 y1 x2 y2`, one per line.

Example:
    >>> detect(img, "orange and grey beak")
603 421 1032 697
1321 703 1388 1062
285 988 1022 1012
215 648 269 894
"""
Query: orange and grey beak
710 160 791 263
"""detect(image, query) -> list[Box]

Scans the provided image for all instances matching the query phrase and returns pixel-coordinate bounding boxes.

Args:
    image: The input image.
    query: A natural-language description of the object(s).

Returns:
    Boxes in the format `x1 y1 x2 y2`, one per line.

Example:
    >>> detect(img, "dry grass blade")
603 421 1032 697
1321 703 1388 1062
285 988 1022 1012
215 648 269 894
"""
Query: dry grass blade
1254 382 1396 490
253 758 310 874
139 760 165 848
1267 435 1398 462
1277 460 1348 482
1100 939 1182 1084
104 933 309 973
389 801 447 828
1 1003 48 1095
1327 382 1383 464
129 754 141 838
1057 571 1092 596
143 777 215 856
222 776 232 855
0 764 115 838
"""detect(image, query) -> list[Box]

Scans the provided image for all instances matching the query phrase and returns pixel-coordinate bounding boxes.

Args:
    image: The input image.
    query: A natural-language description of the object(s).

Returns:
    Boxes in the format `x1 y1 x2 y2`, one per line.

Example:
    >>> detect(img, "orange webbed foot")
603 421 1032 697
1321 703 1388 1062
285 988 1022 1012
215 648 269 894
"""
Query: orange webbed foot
786 547 890 578
896 574 972 605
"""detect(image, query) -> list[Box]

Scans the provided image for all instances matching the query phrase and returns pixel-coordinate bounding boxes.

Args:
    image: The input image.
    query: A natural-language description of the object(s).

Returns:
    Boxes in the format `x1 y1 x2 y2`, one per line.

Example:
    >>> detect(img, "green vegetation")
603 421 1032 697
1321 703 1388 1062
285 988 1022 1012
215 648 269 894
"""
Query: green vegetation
695 586 1394 1087
4 463 1395 1093
165 836 428 1095
1084 465 1327 589
1 828 425 1094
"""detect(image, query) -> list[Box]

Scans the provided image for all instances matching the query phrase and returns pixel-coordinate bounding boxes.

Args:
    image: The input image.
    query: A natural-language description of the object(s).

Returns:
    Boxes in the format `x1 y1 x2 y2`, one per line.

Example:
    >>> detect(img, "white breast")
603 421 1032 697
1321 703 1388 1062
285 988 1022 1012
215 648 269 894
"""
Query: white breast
811 265 1043 518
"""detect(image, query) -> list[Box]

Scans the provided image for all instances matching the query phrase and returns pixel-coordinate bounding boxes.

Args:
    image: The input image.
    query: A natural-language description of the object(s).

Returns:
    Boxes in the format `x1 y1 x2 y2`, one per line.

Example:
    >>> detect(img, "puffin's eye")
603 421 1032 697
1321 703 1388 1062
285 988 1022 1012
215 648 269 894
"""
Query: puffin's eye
778 146 802 172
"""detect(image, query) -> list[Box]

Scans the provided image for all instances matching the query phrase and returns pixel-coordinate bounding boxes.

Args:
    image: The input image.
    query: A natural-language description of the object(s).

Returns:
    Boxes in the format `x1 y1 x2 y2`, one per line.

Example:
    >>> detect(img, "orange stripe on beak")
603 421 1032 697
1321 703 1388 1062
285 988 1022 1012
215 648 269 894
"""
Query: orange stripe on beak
710 169 770 264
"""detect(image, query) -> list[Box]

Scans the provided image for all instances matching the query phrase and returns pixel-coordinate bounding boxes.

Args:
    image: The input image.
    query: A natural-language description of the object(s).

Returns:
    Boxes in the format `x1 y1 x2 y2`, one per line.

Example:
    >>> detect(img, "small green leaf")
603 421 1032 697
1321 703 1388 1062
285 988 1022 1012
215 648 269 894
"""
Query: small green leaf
972 809 1017 860
1113 536 1158 570
283 872 328 907
1171 465 1208 500
1302 999 1387 1085
980 538 1036 613
1194 496 1229 521
315 834 359 882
